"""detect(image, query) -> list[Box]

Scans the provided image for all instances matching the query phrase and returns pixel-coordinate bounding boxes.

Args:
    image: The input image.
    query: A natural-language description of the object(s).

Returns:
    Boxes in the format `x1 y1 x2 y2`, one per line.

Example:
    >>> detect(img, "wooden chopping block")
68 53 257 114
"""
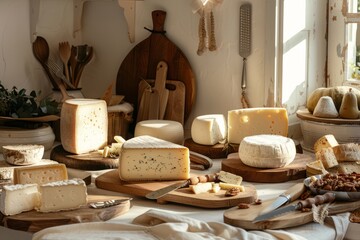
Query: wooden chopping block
138 79 185 124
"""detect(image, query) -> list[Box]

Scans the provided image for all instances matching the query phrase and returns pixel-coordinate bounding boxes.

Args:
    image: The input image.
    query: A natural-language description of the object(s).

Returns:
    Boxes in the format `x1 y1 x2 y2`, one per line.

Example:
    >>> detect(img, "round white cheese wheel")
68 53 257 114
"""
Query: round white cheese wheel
191 114 227 145
2 144 44 166
238 134 296 168
134 120 184 145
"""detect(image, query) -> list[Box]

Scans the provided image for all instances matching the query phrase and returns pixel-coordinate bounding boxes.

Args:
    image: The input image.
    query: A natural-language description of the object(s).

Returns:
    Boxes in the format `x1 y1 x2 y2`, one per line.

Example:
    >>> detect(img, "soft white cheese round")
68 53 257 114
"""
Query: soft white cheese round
2 144 44 166
313 96 338 118
191 114 227 145
134 120 184 145
238 134 296 168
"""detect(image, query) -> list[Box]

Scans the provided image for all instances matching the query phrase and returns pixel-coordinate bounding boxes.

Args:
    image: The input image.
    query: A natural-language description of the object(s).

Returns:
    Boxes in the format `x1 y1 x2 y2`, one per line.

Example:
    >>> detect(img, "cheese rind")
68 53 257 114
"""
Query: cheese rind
2 144 44 166
36 178 87 213
135 120 184 145
228 108 288 144
61 99 108 154
238 134 296 168
13 164 68 185
191 114 227 145
0 184 39 216
118 135 190 181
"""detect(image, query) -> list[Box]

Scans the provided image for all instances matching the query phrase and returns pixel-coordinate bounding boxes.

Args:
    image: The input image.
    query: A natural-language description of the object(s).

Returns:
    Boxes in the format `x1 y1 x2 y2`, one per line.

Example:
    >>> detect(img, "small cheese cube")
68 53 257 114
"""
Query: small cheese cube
13 164 68 185
313 134 339 153
315 147 338 169
0 184 39 216
228 108 288 144
219 182 245 192
190 182 213 194
191 114 227 145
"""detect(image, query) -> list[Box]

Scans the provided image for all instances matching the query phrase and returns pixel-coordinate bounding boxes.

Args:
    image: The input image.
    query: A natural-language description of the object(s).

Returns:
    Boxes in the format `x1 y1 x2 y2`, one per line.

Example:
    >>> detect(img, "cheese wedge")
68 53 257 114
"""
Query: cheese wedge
228 108 288 144
333 143 360 161
0 184 39 216
315 147 338 168
313 134 339 153
13 164 68 185
217 171 242 185
191 114 227 145
36 178 87 213
61 99 108 154
118 135 190 181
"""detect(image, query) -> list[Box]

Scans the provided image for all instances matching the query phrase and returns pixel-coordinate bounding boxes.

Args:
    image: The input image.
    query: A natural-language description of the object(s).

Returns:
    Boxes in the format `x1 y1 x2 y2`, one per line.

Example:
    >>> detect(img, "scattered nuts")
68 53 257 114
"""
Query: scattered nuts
301 207 311 212
253 199 262 205
225 187 240 197
237 203 250 209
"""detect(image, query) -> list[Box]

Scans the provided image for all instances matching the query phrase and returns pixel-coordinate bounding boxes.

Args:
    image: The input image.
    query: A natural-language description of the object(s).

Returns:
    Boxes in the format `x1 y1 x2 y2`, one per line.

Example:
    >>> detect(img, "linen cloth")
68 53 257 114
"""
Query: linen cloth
32 209 350 240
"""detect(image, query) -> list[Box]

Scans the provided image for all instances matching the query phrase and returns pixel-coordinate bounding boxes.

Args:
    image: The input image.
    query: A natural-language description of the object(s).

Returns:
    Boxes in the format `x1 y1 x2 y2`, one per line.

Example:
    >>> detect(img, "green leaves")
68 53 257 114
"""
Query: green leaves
0 82 59 118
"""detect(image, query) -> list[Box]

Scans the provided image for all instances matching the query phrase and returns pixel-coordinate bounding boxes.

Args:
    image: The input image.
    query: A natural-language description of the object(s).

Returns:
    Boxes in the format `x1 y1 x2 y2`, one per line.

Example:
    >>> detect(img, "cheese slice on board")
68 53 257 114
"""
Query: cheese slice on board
228 108 288 144
0 184 39 216
36 178 87 213
13 164 68 185
118 135 190 181
191 114 227 145
60 99 108 154
238 134 296 168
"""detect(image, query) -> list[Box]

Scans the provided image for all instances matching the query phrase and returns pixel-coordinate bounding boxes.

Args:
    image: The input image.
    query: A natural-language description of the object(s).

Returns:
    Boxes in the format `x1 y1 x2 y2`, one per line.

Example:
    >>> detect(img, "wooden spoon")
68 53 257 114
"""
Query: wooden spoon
59 42 71 83
32 36 58 89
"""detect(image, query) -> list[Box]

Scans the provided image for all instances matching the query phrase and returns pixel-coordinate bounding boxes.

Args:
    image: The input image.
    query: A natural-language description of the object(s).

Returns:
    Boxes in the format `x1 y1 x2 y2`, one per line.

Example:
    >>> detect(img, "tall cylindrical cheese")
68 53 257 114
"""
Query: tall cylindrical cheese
134 120 184 145
60 99 108 154
191 114 227 145
238 134 296 168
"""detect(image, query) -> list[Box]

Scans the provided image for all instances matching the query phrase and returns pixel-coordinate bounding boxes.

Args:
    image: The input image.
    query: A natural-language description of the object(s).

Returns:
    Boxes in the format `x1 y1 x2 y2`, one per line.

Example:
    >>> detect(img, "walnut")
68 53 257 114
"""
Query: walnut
237 203 250 209
225 188 240 197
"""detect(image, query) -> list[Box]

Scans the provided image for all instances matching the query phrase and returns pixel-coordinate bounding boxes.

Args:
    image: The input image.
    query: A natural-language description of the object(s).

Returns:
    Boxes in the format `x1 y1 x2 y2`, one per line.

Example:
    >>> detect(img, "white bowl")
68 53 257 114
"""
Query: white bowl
300 120 360 152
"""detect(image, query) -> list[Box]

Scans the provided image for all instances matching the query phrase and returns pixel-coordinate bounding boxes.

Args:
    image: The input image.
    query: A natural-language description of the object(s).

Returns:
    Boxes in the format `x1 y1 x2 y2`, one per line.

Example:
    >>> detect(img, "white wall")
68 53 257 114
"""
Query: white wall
0 0 327 135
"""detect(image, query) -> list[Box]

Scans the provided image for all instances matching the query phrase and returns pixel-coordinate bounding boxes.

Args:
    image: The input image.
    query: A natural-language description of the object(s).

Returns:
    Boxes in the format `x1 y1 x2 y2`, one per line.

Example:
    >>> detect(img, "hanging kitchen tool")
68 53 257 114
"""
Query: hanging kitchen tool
239 3 252 108
116 10 195 130
137 61 169 122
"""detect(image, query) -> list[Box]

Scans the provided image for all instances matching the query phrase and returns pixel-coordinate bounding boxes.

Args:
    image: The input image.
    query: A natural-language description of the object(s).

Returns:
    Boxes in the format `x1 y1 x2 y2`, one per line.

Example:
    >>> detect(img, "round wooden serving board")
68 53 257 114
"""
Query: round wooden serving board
296 109 360 125
50 145 119 170
184 138 238 159
0 195 131 233
224 198 360 230
95 169 257 209
222 153 314 183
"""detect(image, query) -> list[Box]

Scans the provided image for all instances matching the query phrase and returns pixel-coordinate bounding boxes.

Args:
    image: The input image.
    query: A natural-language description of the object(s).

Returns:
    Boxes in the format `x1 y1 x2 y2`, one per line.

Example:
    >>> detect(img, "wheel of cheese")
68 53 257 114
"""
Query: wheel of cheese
238 134 296 168
191 114 227 145
2 144 44 166
134 120 184 145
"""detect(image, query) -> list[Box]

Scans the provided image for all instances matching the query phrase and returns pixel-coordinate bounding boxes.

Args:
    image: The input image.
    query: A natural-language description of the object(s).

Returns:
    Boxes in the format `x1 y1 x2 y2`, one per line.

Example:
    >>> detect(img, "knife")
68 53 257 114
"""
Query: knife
253 192 336 223
145 179 191 200
259 182 306 215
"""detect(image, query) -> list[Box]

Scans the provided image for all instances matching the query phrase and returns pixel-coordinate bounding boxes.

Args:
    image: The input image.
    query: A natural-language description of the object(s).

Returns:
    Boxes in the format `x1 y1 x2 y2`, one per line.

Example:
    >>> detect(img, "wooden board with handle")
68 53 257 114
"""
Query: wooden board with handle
222 153 313 183
224 198 360 230
0 195 131 233
116 10 195 128
95 169 257 209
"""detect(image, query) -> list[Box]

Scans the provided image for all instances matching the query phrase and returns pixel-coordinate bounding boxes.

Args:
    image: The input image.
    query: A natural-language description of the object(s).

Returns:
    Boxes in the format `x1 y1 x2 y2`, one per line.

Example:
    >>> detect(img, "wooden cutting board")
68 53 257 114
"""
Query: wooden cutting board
221 153 313 183
224 198 360 230
116 10 196 127
95 169 257 209
0 195 131 233
50 145 119 170
184 138 238 159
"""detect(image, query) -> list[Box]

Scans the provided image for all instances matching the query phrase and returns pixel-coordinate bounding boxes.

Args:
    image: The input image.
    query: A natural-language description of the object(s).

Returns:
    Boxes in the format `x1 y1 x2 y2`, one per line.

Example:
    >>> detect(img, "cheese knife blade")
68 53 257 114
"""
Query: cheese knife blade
253 192 336 223
260 182 306 215
145 180 191 200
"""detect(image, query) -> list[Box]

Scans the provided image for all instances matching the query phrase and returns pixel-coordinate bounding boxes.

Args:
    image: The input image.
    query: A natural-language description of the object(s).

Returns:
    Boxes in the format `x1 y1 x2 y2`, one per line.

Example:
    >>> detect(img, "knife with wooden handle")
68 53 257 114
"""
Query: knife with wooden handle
253 192 336 223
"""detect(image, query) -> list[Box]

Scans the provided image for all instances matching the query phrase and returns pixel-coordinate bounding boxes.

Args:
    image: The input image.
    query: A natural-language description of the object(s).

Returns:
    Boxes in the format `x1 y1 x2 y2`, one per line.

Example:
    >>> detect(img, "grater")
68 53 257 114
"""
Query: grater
239 3 252 107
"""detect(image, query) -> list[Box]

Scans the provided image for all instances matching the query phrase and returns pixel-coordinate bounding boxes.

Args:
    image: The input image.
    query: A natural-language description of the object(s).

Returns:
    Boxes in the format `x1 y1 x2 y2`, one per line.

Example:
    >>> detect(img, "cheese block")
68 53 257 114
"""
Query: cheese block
2 144 44 166
228 108 288 144
315 147 338 168
191 114 227 145
189 182 213 194
333 143 360 161
306 160 328 176
313 96 339 118
36 178 87 213
0 184 39 216
13 164 68 185
313 134 339 153
61 99 108 154
135 120 184 145
217 171 242 185
339 162 360 174
238 134 296 168
118 135 190 181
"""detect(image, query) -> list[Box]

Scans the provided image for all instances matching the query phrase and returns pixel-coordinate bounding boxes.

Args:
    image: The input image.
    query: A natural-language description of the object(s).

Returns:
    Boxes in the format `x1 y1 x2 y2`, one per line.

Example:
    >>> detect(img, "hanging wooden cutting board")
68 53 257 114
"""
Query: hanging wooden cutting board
116 10 196 128
224 198 360 230
0 195 131 233
95 169 257 209
222 153 313 183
